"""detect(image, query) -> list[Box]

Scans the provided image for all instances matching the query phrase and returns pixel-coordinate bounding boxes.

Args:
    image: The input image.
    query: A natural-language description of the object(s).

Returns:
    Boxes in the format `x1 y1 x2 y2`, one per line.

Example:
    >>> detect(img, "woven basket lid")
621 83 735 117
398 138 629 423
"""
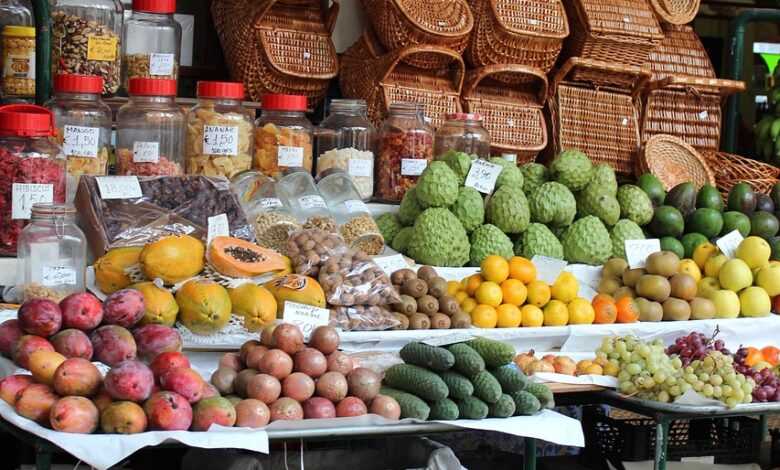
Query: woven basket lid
650 0 699 25
576 0 663 40
648 24 714 81
640 134 715 190
395 0 474 37
491 0 568 38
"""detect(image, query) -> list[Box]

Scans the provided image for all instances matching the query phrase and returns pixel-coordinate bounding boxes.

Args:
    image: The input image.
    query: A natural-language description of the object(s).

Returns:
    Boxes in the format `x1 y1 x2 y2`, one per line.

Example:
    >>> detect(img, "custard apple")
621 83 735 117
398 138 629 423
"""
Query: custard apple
610 219 645 259
486 185 530 234
561 215 612 265
617 184 654 226
398 187 423 225
407 208 470 267
489 157 524 190
590 163 618 196
391 227 414 253
375 213 402 243
550 149 593 191
442 150 473 185
521 223 564 260
416 161 459 208
469 224 514 266
520 163 548 195
577 185 620 226
451 186 485 232
529 182 576 227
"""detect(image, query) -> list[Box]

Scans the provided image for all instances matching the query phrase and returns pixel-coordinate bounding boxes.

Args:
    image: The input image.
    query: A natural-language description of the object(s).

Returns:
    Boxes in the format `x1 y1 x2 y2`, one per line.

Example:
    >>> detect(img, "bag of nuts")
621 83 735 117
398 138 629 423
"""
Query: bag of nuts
286 228 347 277
329 305 401 331
318 250 401 306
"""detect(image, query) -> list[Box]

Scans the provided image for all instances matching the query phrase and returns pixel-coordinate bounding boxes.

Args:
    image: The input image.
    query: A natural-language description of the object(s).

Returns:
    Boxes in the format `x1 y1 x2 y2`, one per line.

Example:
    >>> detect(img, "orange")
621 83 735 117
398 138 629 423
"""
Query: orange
460 297 477 314
465 274 483 296
455 291 468 303
509 256 536 284
744 347 764 367
481 255 510 283
543 299 569 326
615 297 639 323
567 298 595 325
526 281 551 308
592 294 617 324
761 346 780 366
471 304 498 328
446 280 462 296
496 303 522 328
521 305 544 327
501 279 528 306
475 281 503 307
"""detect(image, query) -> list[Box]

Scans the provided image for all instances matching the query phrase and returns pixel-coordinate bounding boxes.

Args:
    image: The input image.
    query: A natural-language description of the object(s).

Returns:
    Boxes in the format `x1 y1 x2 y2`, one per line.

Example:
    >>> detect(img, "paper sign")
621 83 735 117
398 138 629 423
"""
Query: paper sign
422 332 475 347
96 176 143 200
464 159 503 194
133 141 160 163
298 195 327 210
11 183 53 220
717 230 744 258
501 153 517 163
348 159 373 177
372 254 410 276
260 198 282 209
41 265 77 287
401 158 427 176
283 301 330 339
203 125 239 156
87 35 117 61
625 238 661 269
149 53 175 76
278 146 304 167
532 255 567 284
565 264 603 290
343 199 368 214
207 214 230 245
63 125 100 158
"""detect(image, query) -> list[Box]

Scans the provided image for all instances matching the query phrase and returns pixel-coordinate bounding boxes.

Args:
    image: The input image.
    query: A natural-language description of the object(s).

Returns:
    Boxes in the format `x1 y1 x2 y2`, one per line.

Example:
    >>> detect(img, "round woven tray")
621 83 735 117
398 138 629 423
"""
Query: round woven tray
703 151 780 197
650 0 699 25
638 134 715 190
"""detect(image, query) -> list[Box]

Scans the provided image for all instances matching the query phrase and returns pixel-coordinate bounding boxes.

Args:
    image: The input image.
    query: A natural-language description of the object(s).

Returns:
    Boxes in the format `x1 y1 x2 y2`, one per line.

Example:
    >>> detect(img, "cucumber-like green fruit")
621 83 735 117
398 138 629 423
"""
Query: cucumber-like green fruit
380 386 430 420
429 398 459 420
524 382 555 409
510 391 541 416
400 342 455 371
383 364 449 401
456 396 489 420
488 394 517 418
467 337 515 368
438 371 474 400
447 342 485 376
470 370 502 404
490 366 528 393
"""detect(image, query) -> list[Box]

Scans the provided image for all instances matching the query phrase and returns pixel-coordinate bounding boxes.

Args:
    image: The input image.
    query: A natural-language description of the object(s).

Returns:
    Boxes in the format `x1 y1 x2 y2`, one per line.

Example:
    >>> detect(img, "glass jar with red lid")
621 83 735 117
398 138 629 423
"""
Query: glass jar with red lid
186 81 254 179
116 77 184 176
122 0 181 90
433 112 490 159
0 104 66 256
254 94 313 177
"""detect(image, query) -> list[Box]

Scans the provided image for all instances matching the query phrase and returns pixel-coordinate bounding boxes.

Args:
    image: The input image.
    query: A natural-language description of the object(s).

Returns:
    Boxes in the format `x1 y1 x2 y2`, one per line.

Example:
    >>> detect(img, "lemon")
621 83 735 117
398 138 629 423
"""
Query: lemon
718 259 753 292
447 280 462 296
551 272 578 303
543 299 569 326
693 242 719 269
678 259 701 283
756 264 780 296
460 297 477 314
475 281 503 307
697 277 720 299
567 297 595 325
736 236 771 270
704 254 728 279
520 305 543 327
739 286 771 317
496 304 522 328
481 255 510 283
471 304 498 328
526 281 551 308
455 291 468 303
500 278 527 306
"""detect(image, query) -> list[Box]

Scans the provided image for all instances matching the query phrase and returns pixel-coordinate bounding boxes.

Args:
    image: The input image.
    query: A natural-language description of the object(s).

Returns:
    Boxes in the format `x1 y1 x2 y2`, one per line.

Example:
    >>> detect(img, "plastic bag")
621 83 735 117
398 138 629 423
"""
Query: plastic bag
330 305 401 331
349 351 404 373
286 228 347 277
319 250 401 306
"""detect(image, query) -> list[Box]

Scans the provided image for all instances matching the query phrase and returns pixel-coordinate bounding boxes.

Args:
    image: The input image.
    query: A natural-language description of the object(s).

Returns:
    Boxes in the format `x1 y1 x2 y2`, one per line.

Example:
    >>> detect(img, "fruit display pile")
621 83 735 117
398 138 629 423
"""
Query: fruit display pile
513 350 618 378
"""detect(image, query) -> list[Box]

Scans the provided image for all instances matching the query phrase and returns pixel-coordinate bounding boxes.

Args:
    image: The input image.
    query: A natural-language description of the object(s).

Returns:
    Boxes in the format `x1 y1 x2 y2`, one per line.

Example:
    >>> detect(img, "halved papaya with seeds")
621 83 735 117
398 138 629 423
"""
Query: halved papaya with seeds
208 236 288 278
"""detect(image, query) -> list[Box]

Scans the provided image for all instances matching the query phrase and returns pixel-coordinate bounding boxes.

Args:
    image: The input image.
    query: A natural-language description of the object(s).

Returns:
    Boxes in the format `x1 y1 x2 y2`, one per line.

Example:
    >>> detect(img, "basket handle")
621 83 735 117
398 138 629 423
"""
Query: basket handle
463 64 548 104
325 1 340 34
550 57 649 99
647 75 746 97
381 45 466 94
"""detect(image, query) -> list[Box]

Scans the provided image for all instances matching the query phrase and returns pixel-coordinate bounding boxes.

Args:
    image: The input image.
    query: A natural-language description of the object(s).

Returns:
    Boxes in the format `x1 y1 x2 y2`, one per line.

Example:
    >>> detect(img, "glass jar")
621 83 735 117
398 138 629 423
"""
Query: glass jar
17 203 86 302
316 99 375 201
317 169 383 255
276 169 334 231
434 113 491 159
0 104 66 256
122 0 181 90
0 0 33 88
1 26 34 99
116 78 184 176
46 74 111 202
376 102 434 202
186 81 254 179
255 94 313 177
51 0 123 95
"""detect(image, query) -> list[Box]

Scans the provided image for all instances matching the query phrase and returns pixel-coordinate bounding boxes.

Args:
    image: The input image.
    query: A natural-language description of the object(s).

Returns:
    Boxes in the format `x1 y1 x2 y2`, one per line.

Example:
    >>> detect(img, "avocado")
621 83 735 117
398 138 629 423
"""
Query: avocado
637 173 666 207
660 237 684 259
695 184 724 211
727 182 756 215
750 211 780 239
721 211 751 237
756 194 776 213
768 236 780 261
665 182 697 217
686 208 724 239
649 205 685 238
680 233 709 258
771 182 780 209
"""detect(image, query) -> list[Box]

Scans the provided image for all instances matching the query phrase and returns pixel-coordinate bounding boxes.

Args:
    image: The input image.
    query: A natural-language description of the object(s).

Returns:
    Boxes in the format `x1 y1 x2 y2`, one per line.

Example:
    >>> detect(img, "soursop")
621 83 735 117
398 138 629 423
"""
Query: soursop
550 149 593 192
486 185 530 235
616 184 654 226
561 216 612 265
577 185 620 226
520 163 548 195
529 182 576 227
469 224 514 266
590 163 618 196
489 157 524 190
398 188 423 225
376 213 402 244
610 219 645 259
391 227 413 252
451 187 485 232
521 223 564 260
416 161 459 208
407 208 470 267
442 150 473 186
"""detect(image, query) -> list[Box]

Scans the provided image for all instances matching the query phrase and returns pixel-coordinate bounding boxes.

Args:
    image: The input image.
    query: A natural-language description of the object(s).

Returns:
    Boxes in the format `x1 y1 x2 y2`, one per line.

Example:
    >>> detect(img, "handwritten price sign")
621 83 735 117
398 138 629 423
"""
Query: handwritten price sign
63 125 100 157
96 176 143 199
203 125 239 156
282 302 330 340
464 159 503 194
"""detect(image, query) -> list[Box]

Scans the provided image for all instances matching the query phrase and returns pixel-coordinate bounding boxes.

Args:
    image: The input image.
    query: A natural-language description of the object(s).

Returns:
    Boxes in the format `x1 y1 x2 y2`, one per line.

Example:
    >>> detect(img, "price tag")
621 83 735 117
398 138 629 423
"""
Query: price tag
422 331 475 347
698 110 709 120
464 159 503 194
11 184 53 220
63 125 100 158
87 35 118 61
621 117 629 126
401 158 427 176
717 230 744 258
203 125 239 156
532 255 567 284
501 153 517 164
260 198 283 209
96 176 143 200
149 53 175 76
298 194 327 210
343 199 368 214
41 265 77 287
282 301 330 340
372 254 410 276
207 213 230 246
133 141 160 163
625 239 661 269
278 146 304 167
348 159 373 177
565 264 603 290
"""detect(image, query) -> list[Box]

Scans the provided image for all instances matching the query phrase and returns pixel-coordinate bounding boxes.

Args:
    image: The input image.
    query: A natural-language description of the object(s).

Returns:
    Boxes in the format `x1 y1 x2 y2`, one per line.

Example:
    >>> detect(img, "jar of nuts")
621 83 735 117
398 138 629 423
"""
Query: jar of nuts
276 169 335 229
1 25 35 99
121 0 181 91
376 102 434 202
254 94 313 177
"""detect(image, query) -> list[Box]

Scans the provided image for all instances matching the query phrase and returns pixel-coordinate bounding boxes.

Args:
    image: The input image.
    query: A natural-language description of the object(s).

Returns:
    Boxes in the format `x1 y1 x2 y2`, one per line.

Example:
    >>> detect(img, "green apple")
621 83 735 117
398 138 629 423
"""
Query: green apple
719 259 753 292
711 289 740 318
739 286 771 317
756 264 780 297
697 277 720 299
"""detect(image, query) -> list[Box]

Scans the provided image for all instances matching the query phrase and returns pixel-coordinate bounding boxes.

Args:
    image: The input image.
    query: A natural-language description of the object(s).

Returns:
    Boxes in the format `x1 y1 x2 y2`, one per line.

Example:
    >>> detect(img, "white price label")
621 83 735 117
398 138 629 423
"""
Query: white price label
698 110 709 120
149 53 175 76
532 255 568 285
41 265 77 287
717 230 744 259
625 239 661 269
422 332 475 347
565 264 603 290
501 153 517 163
372 254 410 276
207 213 230 246
203 125 239 156
278 146 304 167
298 194 327 210
464 159 503 194
260 198 283 209
401 158 427 176
343 199 368 214
348 159 373 177
62 125 100 158
96 176 143 199
12 184 54 220
132 141 159 163
283 301 330 340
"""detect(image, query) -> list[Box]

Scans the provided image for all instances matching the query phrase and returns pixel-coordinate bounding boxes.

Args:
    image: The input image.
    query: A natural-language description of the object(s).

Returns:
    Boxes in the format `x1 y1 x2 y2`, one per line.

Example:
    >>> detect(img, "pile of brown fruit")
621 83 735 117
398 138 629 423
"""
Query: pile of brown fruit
389 266 472 330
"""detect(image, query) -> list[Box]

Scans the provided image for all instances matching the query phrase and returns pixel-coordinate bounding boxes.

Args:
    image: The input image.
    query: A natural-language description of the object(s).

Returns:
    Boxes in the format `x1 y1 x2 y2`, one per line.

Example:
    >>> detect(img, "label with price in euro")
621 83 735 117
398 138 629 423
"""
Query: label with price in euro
149 53 175 76
133 141 160 163
63 125 100 158
96 176 143 199
625 239 661 269
203 125 239 156
12 183 53 220
464 159 503 194
282 301 330 339
41 265 77 287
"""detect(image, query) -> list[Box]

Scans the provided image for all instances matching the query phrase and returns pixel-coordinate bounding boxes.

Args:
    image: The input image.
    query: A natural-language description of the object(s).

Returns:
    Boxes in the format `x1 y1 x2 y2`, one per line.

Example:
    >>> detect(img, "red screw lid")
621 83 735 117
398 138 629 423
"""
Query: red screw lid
132 0 176 13
128 78 177 96
262 94 307 112
197 81 245 100
0 104 54 137
54 74 103 94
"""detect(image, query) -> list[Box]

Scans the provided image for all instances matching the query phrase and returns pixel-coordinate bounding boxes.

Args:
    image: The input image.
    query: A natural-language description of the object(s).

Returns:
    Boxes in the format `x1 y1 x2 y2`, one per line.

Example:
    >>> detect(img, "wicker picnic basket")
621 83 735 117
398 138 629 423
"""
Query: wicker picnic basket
211 0 339 106
461 64 548 163
703 151 780 196
647 24 714 81
649 0 699 25
360 0 473 70
465 0 568 82
548 57 649 176
638 134 714 190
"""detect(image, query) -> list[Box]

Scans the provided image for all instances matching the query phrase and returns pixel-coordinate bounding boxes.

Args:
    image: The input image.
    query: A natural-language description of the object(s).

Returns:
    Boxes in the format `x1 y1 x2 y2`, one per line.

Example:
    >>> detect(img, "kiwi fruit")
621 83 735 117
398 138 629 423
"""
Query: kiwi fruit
622 268 645 288
635 275 671 302
417 266 438 282
451 312 472 328
613 286 635 300
392 295 417 315
635 298 663 322
417 295 439 314
438 295 460 316
662 297 691 321
430 313 451 329
669 273 697 301
401 278 428 298
598 276 621 295
408 312 431 330
689 297 716 320
392 312 410 330
428 277 448 298
645 251 680 277
603 258 629 278
391 269 416 286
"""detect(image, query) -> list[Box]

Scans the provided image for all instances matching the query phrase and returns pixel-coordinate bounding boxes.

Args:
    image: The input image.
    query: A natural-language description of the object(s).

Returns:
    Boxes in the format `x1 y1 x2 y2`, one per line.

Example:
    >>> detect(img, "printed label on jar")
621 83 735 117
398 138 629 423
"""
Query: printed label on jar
3 51 35 79
149 53 175 76
133 141 160 163
11 183 54 220
278 146 304 167
260 198 283 209
41 265 77 287
63 125 100 158
348 158 373 177
298 194 327 210
401 158 427 176
203 125 239 156
96 176 143 199
87 36 118 62
343 199 368 214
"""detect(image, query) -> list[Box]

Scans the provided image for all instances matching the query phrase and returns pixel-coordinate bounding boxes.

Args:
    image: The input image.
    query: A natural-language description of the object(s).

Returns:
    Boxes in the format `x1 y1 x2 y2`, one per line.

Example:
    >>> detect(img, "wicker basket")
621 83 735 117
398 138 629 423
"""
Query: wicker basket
465 0 568 82
648 24 714 81
461 64 547 163
650 0 699 25
548 57 649 176
211 0 339 106
361 0 473 70
703 151 780 196
638 134 715 190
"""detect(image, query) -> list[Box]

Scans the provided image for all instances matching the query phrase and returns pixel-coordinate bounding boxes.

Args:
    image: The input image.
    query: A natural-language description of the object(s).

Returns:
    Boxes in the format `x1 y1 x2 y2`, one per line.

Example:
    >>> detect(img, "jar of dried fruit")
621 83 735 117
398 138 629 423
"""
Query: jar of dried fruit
433 113 490 159
116 77 184 176
376 102 433 202
121 0 181 91
255 94 313 177
276 169 334 231
0 104 66 257
17 203 86 302
46 74 111 202
186 81 254 179
51 0 123 95
1 25 35 99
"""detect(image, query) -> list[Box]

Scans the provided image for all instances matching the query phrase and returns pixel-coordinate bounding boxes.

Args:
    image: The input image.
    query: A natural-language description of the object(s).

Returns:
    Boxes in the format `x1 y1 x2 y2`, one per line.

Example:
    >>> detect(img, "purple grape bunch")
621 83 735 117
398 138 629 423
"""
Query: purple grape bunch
666 331 730 367
734 347 780 402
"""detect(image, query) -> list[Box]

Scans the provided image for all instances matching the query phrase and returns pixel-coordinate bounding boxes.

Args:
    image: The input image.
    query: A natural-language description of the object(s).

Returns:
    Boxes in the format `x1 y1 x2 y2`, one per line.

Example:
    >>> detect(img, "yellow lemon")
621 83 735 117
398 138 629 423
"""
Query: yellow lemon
460 297 477 314
567 297 595 325
471 304 498 328
543 299 569 326
447 280 462 296
521 305 544 327
455 291 468 303
736 236 771 270
475 281 503 307
500 278 527 306
693 242 718 269
508 256 536 284
465 274 483 296
481 255 510 283
526 281 551 308
496 304 522 328
678 259 702 283
551 271 578 303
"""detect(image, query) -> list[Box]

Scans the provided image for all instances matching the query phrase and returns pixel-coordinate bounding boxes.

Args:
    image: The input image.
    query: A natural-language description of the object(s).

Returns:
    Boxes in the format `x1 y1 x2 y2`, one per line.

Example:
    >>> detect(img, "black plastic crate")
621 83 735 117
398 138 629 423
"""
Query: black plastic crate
771 429 780 469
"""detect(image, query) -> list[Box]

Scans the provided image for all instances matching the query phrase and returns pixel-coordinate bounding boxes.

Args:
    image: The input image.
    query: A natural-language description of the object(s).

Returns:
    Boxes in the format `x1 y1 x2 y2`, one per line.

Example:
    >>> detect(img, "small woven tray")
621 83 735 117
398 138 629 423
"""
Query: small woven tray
638 134 715 190
703 151 780 197
650 0 699 25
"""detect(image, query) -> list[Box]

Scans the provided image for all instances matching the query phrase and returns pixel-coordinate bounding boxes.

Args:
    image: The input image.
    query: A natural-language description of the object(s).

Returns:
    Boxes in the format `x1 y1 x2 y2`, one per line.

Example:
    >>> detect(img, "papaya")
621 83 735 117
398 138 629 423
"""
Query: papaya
140 235 205 285
131 281 179 327
208 236 288 278
176 279 232 335
94 246 143 294
228 283 277 332
263 274 326 316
